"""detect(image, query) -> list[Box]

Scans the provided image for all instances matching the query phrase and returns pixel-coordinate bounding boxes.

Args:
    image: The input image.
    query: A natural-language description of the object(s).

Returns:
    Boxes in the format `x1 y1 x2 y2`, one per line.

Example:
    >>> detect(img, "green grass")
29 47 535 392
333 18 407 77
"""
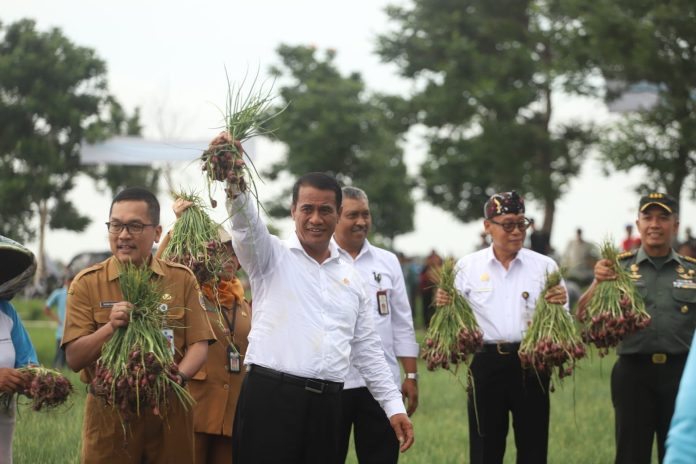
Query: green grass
11 300 658 463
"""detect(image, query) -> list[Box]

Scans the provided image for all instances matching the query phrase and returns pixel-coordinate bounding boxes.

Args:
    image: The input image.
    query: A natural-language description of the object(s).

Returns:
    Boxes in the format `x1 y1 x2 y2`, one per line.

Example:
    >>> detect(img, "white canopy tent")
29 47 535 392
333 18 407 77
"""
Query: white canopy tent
80 136 256 166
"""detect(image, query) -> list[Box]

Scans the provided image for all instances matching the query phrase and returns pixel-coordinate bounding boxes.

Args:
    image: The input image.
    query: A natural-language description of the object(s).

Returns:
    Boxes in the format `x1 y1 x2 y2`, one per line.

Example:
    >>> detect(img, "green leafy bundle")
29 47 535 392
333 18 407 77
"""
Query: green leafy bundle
519 270 586 385
422 258 483 371
90 263 192 426
160 191 225 287
580 241 651 356
200 71 285 204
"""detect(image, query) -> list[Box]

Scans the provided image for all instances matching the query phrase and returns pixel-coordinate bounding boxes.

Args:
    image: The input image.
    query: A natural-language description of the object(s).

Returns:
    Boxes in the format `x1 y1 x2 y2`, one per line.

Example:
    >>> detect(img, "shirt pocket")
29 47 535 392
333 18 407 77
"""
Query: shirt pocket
468 285 493 307
672 287 696 317
93 308 111 328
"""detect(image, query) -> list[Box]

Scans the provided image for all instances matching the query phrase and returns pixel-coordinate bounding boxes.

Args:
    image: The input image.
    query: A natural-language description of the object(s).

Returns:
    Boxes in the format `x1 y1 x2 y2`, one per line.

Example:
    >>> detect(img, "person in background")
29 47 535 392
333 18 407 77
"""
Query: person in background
529 218 551 256
62 187 215 464
436 191 568 464
622 223 641 252
561 228 597 287
664 332 696 463
333 186 419 464
578 193 696 464
0 235 39 464
156 198 251 464
44 273 73 369
419 250 442 328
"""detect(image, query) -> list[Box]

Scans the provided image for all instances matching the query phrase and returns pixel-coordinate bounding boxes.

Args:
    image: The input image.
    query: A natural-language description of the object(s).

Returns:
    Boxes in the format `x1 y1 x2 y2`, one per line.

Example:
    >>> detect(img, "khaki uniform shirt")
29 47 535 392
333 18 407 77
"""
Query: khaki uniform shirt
618 248 696 355
62 256 216 464
189 296 251 437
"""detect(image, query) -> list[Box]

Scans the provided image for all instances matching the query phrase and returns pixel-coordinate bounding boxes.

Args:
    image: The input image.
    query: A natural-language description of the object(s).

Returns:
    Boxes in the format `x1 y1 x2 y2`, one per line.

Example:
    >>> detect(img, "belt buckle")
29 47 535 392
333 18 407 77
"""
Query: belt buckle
305 379 325 394
497 342 511 355
652 353 667 364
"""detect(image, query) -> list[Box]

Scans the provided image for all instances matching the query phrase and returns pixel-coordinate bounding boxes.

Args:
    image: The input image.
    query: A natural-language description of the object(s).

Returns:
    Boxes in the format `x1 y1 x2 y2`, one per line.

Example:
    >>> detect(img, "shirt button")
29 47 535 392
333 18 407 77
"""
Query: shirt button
223 384 229 390
681 305 689 314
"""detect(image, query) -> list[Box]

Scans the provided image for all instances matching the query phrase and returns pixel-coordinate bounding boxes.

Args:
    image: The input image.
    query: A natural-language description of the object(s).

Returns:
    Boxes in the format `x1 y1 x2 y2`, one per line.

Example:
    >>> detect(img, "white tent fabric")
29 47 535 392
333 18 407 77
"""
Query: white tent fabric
80 136 255 166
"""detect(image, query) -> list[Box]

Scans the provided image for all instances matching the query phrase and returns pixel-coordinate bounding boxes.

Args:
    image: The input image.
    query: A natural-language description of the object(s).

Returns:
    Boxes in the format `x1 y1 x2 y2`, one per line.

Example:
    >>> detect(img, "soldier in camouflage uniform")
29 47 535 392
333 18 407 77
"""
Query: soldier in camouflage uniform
579 192 696 464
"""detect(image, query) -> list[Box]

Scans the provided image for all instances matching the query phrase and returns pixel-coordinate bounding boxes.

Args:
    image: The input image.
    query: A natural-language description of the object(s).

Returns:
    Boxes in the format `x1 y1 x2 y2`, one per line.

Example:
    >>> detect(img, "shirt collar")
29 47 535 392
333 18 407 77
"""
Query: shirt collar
635 247 680 265
289 232 340 264
332 236 372 261
106 255 165 281
485 244 524 266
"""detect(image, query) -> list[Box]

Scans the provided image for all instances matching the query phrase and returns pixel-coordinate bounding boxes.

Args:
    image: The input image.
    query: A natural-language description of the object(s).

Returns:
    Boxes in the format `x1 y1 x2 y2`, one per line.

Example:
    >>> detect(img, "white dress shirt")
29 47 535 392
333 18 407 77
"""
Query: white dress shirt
454 246 562 343
227 195 406 417
333 238 419 390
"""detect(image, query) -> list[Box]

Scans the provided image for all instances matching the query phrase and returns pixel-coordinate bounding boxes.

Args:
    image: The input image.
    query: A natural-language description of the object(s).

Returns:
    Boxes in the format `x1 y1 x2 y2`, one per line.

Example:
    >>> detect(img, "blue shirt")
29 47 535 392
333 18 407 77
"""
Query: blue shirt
45 287 68 339
0 300 39 368
665 332 696 463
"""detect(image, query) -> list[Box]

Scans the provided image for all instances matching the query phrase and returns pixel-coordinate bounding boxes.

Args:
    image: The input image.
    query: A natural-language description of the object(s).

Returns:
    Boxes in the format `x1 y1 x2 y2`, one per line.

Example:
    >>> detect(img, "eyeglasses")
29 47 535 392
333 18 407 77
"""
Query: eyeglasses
105 221 156 235
488 218 532 233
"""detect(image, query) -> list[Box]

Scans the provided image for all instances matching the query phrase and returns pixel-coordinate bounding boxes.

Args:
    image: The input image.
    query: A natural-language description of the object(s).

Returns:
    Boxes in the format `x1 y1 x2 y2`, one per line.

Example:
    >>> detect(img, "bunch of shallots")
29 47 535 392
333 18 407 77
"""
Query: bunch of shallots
580 241 651 356
160 191 225 287
1 366 73 412
519 270 586 384
422 258 483 371
91 263 192 426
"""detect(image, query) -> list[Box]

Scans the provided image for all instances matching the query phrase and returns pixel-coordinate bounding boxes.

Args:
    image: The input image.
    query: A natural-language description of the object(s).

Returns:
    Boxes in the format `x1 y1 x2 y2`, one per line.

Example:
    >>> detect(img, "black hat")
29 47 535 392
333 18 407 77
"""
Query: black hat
484 191 525 219
639 192 679 214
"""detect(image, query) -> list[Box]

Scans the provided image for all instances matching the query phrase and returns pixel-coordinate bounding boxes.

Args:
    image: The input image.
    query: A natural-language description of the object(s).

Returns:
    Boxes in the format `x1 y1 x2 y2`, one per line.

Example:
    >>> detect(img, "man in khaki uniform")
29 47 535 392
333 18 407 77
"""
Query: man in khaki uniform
62 187 215 464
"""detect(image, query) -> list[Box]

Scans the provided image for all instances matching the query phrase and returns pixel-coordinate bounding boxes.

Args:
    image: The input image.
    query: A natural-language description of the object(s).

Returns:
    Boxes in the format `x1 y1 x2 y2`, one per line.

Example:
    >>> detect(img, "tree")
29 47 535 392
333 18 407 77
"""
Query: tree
0 19 110 286
86 97 161 196
266 45 415 242
376 0 595 237
567 0 696 200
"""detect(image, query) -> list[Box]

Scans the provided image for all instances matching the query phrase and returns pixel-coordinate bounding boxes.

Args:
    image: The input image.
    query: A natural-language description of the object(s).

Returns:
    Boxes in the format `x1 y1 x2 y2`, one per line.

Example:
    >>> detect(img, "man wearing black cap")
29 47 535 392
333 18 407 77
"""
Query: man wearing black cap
436 191 568 464
579 192 696 464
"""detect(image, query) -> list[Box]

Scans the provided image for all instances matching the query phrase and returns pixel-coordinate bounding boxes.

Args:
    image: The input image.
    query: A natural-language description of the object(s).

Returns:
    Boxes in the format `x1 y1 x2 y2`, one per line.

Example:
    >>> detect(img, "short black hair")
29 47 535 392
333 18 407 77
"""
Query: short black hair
110 187 160 225
291 173 342 209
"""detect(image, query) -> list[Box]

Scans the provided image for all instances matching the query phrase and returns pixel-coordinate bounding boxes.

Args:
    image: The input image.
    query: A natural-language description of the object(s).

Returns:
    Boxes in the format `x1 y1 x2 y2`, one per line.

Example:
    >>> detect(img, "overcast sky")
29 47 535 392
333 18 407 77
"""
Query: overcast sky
5 1 695 266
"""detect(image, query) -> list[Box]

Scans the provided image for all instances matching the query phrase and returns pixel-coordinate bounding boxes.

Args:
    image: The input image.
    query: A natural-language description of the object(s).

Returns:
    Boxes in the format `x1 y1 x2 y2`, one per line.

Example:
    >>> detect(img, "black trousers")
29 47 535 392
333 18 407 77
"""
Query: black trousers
612 354 687 464
467 351 550 464
337 387 399 464
231 367 343 464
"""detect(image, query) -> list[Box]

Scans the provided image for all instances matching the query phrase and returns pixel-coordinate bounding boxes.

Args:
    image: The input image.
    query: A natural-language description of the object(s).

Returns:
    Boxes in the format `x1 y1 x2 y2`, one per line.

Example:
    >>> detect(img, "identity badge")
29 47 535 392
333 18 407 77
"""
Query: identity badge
377 290 389 316
227 345 241 373
162 328 175 356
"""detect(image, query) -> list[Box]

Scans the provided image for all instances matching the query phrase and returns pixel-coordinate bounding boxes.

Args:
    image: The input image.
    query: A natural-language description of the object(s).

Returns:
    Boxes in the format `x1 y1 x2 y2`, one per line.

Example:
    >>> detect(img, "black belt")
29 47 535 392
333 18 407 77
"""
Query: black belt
248 364 343 394
621 352 688 365
478 342 521 355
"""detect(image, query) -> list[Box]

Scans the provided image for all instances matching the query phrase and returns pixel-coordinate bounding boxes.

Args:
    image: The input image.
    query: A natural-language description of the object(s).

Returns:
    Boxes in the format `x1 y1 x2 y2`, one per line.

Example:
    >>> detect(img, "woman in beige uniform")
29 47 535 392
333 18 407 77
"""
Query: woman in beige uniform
157 199 251 464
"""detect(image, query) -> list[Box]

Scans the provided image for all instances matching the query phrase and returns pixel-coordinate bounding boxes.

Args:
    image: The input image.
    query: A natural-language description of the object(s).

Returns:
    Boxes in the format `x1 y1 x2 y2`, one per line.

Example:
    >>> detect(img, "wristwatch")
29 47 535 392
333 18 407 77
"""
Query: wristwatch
405 372 418 381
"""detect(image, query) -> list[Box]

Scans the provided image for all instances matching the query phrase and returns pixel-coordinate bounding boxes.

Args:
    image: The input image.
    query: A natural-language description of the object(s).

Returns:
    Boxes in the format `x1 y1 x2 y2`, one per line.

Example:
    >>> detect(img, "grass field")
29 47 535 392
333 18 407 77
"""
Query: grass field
10 299 659 463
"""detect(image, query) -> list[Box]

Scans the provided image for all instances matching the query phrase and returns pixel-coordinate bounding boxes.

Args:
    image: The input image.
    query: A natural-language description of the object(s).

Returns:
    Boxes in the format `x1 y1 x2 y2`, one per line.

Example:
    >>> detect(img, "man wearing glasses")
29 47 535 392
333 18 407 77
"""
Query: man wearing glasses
62 187 215 463
436 191 567 464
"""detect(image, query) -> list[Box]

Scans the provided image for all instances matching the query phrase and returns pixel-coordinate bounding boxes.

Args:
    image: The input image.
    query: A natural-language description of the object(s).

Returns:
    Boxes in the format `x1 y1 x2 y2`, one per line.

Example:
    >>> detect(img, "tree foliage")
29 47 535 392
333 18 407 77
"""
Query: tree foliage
0 19 116 286
0 19 110 243
566 0 696 200
266 45 415 241
376 0 596 235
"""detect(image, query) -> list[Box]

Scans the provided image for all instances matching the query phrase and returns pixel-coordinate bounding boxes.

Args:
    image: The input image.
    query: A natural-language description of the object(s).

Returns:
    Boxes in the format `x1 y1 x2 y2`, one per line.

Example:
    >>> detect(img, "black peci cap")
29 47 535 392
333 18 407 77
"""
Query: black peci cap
639 192 679 215
484 191 525 219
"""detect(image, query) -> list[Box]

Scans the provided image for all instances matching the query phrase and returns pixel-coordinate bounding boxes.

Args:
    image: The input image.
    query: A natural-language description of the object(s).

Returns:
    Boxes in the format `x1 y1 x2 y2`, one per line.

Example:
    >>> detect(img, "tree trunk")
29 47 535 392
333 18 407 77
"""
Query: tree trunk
33 200 48 289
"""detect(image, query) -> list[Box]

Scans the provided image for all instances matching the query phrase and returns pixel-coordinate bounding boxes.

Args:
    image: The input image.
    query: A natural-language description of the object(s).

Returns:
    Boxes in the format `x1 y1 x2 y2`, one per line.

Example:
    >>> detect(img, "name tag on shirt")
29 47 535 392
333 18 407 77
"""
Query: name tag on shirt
99 301 117 309
377 290 389 316
473 287 492 292
673 280 696 289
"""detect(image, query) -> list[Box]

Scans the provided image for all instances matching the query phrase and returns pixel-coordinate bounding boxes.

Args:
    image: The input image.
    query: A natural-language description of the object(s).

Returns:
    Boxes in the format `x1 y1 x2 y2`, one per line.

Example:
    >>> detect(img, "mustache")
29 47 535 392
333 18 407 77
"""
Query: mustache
351 226 369 232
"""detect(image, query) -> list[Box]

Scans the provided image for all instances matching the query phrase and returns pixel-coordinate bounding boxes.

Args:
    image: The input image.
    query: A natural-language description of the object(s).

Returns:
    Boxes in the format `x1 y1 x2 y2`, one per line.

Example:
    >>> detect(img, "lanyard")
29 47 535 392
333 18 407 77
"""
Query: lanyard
220 299 238 337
